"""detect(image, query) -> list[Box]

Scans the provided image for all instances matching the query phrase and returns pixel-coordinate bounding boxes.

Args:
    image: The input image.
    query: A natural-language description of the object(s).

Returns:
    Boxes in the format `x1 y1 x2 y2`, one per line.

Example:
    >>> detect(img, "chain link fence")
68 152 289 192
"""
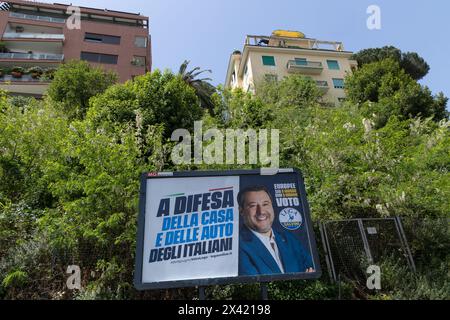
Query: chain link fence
319 217 416 283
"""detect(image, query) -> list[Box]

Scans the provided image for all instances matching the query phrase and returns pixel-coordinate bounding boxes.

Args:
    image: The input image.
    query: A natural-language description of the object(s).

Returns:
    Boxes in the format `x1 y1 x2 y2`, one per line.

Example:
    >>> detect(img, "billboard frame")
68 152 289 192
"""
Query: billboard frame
134 168 322 290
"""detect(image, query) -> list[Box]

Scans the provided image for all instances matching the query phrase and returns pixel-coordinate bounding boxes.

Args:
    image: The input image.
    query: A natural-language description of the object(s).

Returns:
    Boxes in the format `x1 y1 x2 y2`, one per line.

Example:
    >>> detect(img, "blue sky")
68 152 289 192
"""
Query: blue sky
40 0 449 97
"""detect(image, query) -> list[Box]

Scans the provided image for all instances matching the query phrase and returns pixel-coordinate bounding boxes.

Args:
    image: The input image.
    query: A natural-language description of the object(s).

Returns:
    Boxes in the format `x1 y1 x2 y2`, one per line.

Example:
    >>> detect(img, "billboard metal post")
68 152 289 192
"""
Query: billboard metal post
260 283 269 300
198 286 206 300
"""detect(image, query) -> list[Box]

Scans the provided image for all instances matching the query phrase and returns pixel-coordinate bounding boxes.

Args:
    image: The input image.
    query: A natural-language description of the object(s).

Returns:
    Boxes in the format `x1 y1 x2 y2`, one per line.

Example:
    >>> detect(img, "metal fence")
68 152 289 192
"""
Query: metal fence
319 217 416 283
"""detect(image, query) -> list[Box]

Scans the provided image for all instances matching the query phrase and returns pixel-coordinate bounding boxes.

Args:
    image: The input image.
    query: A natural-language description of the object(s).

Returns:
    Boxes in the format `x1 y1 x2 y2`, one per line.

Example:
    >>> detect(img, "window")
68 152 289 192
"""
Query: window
332 78 345 89
294 58 307 66
131 56 146 67
327 60 340 70
135 36 147 48
262 55 275 66
100 54 118 64
84 33 120 45
81 52 118 64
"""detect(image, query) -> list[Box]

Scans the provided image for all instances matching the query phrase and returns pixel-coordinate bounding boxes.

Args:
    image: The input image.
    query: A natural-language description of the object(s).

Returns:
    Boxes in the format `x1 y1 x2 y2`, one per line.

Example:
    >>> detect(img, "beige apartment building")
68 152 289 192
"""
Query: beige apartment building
225 31 357 104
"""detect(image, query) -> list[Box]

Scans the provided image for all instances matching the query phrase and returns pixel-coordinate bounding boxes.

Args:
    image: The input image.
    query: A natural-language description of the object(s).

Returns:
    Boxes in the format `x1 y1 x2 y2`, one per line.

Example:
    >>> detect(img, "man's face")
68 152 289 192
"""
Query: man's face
240 190 275 234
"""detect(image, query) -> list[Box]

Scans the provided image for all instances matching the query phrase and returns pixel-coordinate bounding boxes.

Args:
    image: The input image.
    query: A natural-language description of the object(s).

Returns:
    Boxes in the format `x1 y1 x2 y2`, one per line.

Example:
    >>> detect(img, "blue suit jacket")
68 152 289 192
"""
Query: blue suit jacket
239 225 313 276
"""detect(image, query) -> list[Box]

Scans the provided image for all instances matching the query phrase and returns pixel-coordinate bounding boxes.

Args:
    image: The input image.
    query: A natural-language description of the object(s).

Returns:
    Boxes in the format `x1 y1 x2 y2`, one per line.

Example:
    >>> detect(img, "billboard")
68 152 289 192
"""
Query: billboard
134 169 321 290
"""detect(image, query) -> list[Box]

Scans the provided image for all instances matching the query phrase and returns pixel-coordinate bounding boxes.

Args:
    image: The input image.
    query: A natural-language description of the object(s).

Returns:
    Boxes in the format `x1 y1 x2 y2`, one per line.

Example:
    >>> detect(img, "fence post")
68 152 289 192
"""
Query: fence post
319 221 336 282
337 274 341 300
357 219 373 264
394 216 416 272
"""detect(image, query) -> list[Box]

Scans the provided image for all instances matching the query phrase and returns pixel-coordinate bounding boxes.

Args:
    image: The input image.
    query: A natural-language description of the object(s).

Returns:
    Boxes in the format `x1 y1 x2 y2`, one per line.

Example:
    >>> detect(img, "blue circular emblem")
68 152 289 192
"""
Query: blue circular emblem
279 208 302 230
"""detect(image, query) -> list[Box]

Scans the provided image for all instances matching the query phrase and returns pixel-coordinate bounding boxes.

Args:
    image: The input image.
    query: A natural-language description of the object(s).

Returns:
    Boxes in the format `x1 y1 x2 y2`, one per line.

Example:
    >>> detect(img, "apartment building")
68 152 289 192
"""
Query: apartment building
225 30 357 105
0 0 151 96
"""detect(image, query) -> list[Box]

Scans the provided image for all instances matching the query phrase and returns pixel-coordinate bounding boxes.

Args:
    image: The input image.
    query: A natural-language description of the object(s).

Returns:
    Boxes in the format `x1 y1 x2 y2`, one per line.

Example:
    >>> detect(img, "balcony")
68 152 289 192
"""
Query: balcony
0 74 50 83
0 71 53 96
0 52 64 61
287 60 323 75
3 32 65 40
9 12 65 24
315 80 329 92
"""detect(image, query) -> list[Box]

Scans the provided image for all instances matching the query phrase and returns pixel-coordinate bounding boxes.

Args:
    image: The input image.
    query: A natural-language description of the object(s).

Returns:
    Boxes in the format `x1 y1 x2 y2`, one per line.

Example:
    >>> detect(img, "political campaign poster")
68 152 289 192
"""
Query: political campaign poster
134 169 321 290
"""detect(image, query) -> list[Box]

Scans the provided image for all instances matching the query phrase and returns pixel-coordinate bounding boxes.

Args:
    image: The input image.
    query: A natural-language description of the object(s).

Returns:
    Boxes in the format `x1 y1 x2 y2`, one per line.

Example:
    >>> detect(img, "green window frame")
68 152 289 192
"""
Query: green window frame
294 58 307 66
262 55 276 66
327 60 340 70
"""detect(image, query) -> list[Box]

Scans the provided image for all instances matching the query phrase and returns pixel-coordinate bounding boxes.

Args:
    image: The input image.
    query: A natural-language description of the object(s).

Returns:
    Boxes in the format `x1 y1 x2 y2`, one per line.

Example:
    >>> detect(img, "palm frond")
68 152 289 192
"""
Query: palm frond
178 60 216 112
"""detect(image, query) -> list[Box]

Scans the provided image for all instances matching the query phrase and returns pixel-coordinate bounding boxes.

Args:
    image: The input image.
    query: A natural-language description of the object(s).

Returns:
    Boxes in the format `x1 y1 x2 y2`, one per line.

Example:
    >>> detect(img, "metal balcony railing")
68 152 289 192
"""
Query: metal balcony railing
0 75 50 83
9 12 65 24
3 32 65 40
0 52 64 60
287 60 323 75
287 60 323 68
316 80 328 87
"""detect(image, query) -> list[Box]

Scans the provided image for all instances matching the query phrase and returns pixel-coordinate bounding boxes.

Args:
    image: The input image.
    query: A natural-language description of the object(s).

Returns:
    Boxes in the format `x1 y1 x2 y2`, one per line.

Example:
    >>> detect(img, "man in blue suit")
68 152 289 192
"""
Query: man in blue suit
238 186 315 276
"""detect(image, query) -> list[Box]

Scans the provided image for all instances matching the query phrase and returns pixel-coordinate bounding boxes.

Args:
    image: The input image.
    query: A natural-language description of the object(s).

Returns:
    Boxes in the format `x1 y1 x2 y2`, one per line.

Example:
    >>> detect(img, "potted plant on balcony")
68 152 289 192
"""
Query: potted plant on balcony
0 42 8 53
42 68 56 81
28 66 43 79
11 66 24 79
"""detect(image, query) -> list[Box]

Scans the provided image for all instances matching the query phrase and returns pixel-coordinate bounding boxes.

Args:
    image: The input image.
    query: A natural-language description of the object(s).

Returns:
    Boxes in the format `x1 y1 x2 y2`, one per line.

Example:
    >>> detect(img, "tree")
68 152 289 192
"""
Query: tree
256 75 323 108
89 69 203 139
212 86 273 128
345 59 447 124
178 60 216 113
401 52 430 81
352 46 430 80
46 60 117 120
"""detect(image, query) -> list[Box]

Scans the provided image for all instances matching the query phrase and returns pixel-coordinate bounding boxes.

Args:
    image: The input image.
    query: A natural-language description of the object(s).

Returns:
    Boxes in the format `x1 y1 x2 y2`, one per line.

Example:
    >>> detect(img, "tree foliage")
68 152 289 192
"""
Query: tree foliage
345 59 447 125
256 75 324 108
351 46 430 80
89 70 203 138
46 60 117 120
178 60 216 113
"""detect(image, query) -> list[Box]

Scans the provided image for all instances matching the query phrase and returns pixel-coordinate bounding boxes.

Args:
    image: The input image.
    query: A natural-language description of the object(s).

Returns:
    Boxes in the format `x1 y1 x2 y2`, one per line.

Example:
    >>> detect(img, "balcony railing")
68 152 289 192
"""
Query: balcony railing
287 60 323 74
315 80 329 91
0 75 50 83
3 32 65 40
9 12 65 24
0 52 64 61
246 35 345 51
